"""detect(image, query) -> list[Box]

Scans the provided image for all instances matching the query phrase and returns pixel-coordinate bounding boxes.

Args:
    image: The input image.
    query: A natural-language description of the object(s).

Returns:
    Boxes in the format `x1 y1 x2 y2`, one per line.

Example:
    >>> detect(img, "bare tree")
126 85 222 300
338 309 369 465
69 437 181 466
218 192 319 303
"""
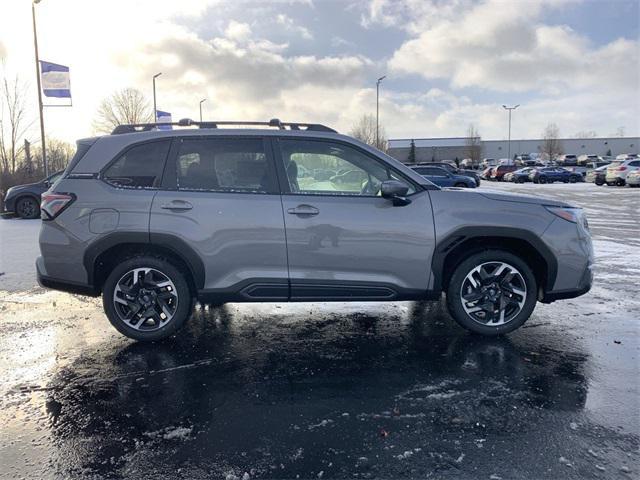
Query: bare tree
31 137 74 174
465 124 482 167
542 123 563 161
0 68 31 175
93 88 153 134
349 114 387 151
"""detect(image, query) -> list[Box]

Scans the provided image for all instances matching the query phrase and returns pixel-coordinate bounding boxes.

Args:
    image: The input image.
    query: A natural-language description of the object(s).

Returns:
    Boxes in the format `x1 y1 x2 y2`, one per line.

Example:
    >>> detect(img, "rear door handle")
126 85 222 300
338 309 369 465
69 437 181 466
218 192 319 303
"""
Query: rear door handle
287 204 319 216
161 200 193 211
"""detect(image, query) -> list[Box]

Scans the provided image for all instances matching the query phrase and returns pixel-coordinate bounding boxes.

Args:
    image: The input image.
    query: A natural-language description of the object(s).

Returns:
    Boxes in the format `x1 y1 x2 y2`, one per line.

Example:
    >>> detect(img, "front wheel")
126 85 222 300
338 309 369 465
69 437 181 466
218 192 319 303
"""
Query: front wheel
103 256 193 341
569 176 578 183
454 182 467 188
538 177 546 184
446 250 537 335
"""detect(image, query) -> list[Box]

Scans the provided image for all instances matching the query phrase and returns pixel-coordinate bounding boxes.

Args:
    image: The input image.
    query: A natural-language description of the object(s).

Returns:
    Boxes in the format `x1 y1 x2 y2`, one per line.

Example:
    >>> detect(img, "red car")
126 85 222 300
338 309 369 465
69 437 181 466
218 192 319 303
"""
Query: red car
491 165 518 181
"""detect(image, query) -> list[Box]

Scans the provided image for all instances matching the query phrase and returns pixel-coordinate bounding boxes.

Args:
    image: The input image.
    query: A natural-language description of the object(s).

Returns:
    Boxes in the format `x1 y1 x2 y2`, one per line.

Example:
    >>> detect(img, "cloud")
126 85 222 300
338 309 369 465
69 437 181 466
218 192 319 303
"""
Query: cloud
388 0 639 94
276 14 313 40
224 20 252 42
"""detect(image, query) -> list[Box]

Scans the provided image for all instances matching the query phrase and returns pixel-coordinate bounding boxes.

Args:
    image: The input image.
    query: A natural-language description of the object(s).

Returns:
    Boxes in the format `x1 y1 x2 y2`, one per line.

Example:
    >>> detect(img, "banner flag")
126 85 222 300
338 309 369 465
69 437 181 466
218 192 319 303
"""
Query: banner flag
40 61 71 98
156 110 172 130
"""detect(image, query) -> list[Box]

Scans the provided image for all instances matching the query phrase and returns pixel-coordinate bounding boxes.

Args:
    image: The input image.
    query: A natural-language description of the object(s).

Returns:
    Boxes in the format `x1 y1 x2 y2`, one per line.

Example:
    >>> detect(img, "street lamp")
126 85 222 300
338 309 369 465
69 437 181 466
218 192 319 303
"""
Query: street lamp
199 98 207 122
32 0 47 177
502 104 520 161
152 72 162 121
376 75 386 149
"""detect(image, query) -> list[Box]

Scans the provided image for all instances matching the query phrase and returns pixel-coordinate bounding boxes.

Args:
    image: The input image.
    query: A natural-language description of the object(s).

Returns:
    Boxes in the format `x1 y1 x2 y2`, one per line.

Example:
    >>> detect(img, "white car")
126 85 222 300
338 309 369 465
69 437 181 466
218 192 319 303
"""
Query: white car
626 169 640 187
605 158 640 186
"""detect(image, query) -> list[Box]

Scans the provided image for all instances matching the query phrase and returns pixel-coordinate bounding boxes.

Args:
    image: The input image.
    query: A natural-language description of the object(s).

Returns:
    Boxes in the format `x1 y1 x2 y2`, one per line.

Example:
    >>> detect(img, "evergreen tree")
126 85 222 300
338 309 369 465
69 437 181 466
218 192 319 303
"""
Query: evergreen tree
408 139 416 163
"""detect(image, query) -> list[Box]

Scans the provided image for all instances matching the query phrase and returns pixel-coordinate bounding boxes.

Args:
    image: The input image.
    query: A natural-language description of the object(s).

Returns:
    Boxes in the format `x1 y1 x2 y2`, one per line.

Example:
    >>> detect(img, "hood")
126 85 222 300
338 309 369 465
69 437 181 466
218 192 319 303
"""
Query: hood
5 182 41 196
478 188 572 207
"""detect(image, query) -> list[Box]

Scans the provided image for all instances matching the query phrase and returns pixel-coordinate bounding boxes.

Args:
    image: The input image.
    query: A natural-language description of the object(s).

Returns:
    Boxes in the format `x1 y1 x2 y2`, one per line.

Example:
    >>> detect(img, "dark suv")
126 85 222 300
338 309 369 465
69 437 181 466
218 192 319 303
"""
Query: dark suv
37 119 593 341
3 171 63 219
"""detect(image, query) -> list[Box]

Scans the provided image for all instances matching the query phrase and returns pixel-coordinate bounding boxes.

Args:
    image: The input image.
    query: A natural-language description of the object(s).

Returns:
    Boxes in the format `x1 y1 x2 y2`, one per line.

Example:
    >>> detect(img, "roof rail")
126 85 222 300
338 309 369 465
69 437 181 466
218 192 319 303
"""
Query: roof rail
110 118 336 135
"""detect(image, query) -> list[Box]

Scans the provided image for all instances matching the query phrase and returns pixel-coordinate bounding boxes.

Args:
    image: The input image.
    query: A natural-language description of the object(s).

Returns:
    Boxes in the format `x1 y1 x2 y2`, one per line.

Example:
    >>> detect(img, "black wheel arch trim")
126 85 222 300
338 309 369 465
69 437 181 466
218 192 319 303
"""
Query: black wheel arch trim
431 226 558 293
83 231 206 290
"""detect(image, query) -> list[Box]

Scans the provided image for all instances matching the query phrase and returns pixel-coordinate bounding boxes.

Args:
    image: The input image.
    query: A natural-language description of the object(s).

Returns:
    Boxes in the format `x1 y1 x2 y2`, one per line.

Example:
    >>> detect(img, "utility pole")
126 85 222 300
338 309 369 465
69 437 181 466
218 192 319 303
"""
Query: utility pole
32 0 47 177
152 72 162 121
502 104 520 161
199 98 207 122
376 75 386 149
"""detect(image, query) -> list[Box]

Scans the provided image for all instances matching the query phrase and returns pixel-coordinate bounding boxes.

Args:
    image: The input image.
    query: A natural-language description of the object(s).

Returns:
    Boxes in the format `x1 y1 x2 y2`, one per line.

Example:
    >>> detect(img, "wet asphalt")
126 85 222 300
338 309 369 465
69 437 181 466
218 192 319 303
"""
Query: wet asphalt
0 183 638 479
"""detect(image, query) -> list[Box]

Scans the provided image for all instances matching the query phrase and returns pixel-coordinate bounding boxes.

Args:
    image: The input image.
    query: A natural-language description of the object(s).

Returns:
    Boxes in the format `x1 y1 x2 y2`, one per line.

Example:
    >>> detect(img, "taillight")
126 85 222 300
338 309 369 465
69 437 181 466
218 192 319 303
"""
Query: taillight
41 192 75 220
617 166 627 171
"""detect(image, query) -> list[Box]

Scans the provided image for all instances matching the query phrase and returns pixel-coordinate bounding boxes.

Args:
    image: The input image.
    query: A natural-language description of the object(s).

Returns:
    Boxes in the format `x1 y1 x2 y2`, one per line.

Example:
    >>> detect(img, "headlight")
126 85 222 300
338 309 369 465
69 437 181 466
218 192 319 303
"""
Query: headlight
545 206 582 224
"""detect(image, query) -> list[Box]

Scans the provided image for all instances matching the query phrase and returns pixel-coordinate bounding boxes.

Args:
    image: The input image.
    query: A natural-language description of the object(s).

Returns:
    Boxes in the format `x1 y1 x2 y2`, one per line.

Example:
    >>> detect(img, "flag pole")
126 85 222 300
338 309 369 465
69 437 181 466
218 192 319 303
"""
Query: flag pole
32 1 47 177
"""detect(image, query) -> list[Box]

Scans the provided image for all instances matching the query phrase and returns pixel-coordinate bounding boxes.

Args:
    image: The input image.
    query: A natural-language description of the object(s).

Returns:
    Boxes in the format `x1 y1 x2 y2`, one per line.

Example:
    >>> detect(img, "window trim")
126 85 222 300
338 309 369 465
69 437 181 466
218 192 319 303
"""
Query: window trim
99 139 172 190
272 136 422 197
160 135 280 195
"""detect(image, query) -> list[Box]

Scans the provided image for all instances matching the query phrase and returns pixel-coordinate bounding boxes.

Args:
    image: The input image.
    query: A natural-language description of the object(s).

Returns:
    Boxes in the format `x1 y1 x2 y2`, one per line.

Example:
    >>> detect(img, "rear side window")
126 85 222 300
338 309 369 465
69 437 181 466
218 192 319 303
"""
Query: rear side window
103 141 170 188
175 138 275 193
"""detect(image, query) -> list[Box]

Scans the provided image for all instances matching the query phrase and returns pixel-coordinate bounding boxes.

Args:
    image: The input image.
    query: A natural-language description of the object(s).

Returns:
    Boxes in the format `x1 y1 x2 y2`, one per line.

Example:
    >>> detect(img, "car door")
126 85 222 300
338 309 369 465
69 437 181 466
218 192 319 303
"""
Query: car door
150 136 288 299
275 137 435 300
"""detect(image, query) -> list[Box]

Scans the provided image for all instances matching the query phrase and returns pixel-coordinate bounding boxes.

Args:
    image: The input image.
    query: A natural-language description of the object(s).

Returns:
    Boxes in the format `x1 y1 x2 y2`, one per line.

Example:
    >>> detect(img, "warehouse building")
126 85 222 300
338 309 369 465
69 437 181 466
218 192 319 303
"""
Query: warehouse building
388 136 640 164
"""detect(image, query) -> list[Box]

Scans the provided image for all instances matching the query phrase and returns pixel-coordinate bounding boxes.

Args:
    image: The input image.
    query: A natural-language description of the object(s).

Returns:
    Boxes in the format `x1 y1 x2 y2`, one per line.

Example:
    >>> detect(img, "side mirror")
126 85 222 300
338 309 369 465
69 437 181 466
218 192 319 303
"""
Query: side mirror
381 180 411 206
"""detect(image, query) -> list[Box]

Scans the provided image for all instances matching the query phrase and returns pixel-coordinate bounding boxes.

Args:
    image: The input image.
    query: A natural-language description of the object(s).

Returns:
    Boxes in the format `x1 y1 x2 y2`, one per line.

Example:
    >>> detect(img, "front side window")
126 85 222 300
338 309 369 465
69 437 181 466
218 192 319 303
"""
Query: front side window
103 141 170 188
279 139 414 196
176 138 275 193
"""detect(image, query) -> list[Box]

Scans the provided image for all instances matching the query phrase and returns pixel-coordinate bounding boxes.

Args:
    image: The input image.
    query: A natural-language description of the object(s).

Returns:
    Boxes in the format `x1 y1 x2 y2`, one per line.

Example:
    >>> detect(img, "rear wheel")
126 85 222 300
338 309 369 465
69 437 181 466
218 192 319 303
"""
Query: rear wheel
16 196 40 219
454 182 467 188
569 176 578 183
446 250 537 335
103 256 193 341
538 176 547 184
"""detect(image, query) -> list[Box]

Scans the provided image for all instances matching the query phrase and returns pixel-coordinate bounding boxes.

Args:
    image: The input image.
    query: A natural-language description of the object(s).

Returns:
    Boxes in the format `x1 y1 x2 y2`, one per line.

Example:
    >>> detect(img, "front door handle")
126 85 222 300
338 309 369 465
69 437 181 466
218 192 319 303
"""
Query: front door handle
287 204 319 216
161 200 193 211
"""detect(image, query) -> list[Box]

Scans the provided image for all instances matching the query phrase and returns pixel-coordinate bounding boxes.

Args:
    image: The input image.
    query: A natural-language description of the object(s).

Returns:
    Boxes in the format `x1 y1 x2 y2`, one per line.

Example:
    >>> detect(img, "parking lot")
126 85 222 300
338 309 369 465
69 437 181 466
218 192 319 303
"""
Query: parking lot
0 182 638 479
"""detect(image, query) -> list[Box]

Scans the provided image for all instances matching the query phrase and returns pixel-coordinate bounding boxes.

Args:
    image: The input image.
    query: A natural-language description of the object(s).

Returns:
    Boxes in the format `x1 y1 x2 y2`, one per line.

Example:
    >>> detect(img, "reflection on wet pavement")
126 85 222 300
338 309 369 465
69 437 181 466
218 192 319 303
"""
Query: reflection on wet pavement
2 295 637 479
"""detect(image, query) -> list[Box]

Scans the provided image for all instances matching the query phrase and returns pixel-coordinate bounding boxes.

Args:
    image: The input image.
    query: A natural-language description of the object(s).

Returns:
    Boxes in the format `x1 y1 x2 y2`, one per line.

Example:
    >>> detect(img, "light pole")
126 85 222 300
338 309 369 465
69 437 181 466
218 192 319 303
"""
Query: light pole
152 72 162 122
376 75 386 149
32 0 47 177
199 98 207 122
502 104 519 161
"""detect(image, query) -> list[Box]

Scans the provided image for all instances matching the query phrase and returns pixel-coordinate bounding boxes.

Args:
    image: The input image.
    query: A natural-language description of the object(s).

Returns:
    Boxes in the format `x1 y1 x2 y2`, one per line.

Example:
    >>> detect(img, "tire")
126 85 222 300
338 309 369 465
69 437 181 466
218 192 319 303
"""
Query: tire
454 182 467 188
538 177 547 184
16 196 40 219
517 177 526 183
617 180 625 186
102 255 193 341
569 176 577 183
446 250 537 336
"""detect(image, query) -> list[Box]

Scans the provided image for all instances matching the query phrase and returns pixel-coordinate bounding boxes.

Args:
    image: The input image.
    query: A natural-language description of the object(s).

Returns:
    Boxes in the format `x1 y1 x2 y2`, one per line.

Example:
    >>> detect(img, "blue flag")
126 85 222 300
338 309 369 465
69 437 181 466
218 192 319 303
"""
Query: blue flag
156 110 172 130
40 61 71 98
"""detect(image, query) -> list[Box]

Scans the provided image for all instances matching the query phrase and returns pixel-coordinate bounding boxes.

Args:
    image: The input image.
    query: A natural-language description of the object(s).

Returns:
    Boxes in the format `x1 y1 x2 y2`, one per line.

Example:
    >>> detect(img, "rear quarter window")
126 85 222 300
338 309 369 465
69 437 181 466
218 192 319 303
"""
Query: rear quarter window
103 141 171 188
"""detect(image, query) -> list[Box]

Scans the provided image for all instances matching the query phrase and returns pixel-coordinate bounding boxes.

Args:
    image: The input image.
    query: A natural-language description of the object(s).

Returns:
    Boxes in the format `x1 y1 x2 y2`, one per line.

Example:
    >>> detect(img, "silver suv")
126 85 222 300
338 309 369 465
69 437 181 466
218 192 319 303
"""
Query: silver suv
37 119 594 341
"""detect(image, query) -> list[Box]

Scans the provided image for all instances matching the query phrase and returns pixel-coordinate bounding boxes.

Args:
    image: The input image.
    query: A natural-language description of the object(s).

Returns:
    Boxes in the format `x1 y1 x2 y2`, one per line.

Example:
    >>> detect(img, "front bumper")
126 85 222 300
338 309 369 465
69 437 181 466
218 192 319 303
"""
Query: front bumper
541 264 593 303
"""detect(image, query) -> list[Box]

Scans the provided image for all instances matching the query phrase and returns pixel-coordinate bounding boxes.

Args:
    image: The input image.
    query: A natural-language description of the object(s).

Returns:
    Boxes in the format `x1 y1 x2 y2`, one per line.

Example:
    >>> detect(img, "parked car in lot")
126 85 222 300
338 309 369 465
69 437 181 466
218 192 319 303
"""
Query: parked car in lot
2 171 63 219
481 158 497 169
490 165 519 181
505 167 535 183
480 167 494 180
606 157 640 186
556 154 578 166
586 165 608 185
418 162 481 186
625 170 640 187
410 165 477 188
514 154 538 167
37 118 593 341
530 167 582 184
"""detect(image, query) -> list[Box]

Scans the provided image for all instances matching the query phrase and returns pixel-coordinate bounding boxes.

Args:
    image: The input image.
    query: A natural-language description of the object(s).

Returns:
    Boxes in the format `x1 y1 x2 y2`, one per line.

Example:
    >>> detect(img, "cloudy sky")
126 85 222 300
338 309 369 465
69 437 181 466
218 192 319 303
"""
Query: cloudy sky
1 0 638 145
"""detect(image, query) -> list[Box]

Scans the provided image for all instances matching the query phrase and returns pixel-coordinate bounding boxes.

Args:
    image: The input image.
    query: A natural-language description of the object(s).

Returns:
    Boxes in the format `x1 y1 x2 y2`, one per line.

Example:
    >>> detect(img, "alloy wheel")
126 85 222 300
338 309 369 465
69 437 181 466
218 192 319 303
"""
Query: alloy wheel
113 268 178 331
459 261 527 326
